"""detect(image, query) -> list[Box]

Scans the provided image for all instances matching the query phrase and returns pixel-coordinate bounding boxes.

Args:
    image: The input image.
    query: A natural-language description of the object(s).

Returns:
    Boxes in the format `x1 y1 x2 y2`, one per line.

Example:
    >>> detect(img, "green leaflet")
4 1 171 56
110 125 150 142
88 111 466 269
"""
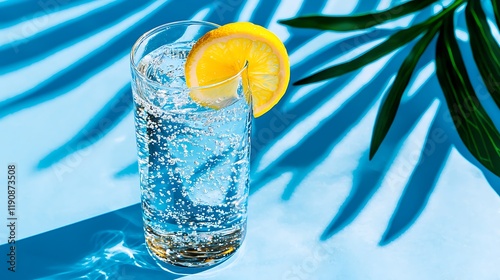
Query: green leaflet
293 0 465 85
293 23 428 85
492 0 500 31
435 15 500 177
466 0 500 108
279 0 438 31
369 23 441 160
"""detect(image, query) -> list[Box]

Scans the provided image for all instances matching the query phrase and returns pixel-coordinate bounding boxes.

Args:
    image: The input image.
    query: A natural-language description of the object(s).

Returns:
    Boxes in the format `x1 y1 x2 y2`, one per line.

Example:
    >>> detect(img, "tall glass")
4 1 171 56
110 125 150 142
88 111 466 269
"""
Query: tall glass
130 21 251 269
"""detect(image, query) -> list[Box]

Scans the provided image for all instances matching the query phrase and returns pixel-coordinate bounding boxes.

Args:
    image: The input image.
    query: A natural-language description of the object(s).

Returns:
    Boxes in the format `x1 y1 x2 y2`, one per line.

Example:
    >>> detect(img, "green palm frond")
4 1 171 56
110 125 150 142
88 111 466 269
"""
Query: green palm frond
465 0 500 108
278 0 438 31
436 13 500 176
370 22 441 159
280 0 500 177
293 19 429 85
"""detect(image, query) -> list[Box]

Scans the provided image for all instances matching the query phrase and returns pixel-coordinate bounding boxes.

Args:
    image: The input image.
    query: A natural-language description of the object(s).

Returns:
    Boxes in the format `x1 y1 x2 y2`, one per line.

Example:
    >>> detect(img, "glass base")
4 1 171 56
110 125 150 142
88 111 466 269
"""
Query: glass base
144 224 246 269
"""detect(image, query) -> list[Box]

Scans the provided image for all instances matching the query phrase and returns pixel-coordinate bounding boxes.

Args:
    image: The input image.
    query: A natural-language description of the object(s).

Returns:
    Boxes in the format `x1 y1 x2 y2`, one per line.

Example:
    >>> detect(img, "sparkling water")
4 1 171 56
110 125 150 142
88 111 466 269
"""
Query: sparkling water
132 43 251 267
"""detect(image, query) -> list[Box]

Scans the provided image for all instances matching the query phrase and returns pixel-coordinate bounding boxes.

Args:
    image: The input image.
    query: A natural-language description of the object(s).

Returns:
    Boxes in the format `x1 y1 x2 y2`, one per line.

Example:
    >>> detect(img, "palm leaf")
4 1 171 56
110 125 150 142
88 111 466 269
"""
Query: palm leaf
279 0 438 31
492 0 500 30
293 0 465 85
369 23 441 159
436 14 500 177
465 0 500 108
293 23 428 85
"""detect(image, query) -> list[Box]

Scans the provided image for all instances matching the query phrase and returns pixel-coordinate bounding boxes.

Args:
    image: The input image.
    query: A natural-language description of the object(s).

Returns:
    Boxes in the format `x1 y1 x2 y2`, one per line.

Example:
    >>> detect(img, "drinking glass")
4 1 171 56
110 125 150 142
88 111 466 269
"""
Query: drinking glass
130 21 251 269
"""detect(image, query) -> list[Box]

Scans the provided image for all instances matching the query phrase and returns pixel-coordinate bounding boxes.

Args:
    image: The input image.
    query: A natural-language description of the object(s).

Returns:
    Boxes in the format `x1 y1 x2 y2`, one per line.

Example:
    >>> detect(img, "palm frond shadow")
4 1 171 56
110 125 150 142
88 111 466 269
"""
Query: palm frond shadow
36 0 232 170
380 90 500 244
11 0 497 250
437 94 500 197
272 0 500 245
249 28 401 171
251 37 431 196
250 72 355 189
484 172 500 197
37 84 133 170
0 0 84 25
0 0 198 119
0 1 150 68
357 0 380 13
278 0 372 56
115 161 139 178
322 49 500 245
380 111 452 245
36 0 399 175
293 0 331 19
251 0 281 26
252 70 384 196
287 27 399 75
115 20 390 179
18 0 238 171
250 1 411 194
321 80 436 241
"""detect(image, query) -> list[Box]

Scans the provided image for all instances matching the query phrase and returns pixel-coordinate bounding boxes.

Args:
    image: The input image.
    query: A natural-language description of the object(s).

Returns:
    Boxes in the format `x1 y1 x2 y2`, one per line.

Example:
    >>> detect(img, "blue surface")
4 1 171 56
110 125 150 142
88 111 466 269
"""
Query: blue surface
1 0 500 279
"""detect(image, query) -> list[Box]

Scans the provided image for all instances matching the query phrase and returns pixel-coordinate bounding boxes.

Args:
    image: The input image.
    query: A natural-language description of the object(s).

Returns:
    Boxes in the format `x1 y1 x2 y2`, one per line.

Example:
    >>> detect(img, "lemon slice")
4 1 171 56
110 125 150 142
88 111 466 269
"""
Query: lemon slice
185 22 290 117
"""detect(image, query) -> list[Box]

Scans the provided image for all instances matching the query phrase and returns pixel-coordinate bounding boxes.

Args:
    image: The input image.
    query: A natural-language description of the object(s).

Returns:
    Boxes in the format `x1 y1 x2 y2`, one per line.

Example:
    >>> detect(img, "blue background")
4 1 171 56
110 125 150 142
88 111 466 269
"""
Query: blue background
1 0 500 279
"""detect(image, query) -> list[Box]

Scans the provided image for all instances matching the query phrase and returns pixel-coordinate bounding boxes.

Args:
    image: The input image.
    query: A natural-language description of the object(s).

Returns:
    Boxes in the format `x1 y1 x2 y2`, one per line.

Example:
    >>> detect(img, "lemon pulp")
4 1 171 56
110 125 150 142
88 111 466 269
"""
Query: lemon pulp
185 22 290 117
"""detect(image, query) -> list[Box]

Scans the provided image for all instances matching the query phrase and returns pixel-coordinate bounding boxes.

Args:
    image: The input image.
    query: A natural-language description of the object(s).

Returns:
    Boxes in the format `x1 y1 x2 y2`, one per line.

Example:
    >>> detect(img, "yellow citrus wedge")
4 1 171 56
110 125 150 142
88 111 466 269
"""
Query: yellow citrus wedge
185 22 290 117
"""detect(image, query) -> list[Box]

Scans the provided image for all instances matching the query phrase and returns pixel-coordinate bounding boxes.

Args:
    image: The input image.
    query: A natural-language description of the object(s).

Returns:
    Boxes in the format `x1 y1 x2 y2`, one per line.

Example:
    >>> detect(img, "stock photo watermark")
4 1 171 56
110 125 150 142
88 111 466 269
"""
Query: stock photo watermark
6 164 17 273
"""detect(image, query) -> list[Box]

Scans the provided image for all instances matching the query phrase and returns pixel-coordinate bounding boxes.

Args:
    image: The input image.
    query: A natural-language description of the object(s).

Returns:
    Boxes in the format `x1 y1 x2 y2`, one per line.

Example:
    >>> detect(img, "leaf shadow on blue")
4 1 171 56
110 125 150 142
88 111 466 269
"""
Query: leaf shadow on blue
320 72 436 241
380 114 452 245
36 84 133 170
100 1 385 180
281 0 374 51
278 70 395 201
282 57 434 201
251 5 436 162
288 27 399 75
254 7 442 241
251 39 430 198
255 0 331 28
484 172 500 196
250 0 281 26
35 0 229 170
249 69 351 192
354 0 379 14
379 88 500 245
453 12 500 196
300 0 331 15
249 28 399 170
0 0 213 119
435 97 500 197
0 204 197 279
0 0 84 25
115 161 139 178
0 1 150 68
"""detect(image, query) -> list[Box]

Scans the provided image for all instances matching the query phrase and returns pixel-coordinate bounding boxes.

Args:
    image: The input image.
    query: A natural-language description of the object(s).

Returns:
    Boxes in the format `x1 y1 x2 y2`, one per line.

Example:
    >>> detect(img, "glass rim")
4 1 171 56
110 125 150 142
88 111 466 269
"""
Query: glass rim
130 20 248 91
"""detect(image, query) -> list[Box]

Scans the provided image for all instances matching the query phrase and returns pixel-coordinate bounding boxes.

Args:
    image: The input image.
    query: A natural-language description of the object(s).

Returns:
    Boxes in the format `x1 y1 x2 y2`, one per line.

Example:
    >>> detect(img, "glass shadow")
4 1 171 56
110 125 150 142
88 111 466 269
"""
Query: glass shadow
0 204 240 279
